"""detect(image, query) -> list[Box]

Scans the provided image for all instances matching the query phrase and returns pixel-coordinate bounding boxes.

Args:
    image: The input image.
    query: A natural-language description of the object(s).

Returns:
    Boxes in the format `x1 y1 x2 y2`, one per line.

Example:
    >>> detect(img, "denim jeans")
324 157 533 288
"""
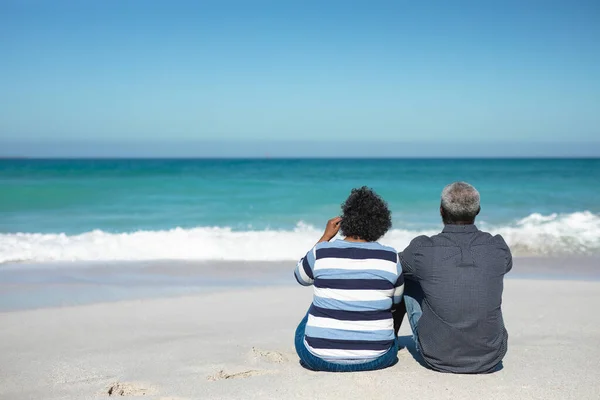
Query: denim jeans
402 279 426 352
294 313 398 372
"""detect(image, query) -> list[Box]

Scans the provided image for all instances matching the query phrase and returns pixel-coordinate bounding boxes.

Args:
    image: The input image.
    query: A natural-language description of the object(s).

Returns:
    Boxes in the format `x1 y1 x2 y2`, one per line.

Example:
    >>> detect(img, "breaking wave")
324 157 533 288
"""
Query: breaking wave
1 212 599 264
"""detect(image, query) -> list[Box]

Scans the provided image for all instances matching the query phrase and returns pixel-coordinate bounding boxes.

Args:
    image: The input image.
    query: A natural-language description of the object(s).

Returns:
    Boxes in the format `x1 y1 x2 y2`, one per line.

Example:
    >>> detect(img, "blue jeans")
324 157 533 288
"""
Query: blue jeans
294 314 399 372
402 279 425 352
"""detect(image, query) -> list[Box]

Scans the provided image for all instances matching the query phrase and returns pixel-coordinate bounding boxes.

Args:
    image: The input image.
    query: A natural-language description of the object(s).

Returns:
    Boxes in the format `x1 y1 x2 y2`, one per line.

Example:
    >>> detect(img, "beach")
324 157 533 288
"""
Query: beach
1 258 599 400
1 158 599 399
2 0 600 397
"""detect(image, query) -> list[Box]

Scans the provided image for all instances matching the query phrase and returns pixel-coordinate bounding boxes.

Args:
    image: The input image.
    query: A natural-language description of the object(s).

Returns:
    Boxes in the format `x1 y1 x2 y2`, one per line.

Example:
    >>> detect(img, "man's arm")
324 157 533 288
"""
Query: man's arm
505 248 513 273
398 236 427 281
497 235 513 273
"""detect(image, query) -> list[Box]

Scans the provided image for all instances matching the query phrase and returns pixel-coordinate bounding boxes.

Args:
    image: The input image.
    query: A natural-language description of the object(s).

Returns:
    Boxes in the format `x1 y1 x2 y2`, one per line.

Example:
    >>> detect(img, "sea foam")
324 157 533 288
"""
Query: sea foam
1 212 599 264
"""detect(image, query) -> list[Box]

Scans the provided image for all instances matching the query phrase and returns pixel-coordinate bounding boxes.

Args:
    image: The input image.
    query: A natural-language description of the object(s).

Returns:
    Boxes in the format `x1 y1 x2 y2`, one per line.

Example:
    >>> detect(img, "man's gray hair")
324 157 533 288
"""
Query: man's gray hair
441 182 480 221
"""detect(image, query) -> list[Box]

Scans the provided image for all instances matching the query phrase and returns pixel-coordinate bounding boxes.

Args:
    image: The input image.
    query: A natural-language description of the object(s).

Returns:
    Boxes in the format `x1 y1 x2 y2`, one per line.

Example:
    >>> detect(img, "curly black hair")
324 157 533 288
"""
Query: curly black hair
339 186 392 242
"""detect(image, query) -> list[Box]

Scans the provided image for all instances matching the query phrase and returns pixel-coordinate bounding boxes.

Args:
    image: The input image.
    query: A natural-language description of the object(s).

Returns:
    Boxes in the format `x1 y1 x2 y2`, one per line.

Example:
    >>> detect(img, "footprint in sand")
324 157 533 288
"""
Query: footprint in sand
250 347 290 363
207 369 272 381
106 381 157 397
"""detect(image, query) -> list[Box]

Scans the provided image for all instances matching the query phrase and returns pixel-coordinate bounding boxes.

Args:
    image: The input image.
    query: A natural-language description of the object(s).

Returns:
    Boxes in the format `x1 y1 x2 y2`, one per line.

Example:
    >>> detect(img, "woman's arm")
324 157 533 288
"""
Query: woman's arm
294 217 342 286
316 216 342 245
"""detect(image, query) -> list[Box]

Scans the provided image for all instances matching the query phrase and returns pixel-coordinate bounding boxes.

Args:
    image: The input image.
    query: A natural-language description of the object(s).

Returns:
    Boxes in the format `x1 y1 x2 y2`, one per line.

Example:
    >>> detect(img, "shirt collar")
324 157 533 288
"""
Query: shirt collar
442 224 479 233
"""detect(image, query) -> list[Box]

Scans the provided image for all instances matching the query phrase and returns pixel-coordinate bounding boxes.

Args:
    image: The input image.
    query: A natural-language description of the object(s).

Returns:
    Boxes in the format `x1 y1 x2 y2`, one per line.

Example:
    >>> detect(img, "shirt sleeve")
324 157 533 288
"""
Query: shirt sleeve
497 235 513 273
399 236 427 281
294 246 316 286
392 253 405 304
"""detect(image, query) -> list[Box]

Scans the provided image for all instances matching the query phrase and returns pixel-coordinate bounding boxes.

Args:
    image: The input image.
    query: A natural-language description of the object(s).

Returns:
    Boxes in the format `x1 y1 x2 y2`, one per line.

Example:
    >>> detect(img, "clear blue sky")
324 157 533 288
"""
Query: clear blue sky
1 0 599 156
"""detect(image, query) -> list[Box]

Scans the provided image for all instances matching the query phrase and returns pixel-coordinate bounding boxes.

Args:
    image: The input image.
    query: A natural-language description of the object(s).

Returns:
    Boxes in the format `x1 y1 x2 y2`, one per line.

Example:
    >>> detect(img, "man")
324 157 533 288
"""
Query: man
394 182 512 374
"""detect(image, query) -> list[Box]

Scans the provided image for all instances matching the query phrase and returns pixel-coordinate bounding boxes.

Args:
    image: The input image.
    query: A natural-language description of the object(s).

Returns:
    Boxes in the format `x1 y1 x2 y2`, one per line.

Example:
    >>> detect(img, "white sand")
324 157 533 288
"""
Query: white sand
1 279 599 400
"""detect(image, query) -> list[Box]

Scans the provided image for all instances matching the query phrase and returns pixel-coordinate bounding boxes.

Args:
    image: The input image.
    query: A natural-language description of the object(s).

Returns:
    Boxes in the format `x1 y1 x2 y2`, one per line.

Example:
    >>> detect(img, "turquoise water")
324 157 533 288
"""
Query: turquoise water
1 158 599 262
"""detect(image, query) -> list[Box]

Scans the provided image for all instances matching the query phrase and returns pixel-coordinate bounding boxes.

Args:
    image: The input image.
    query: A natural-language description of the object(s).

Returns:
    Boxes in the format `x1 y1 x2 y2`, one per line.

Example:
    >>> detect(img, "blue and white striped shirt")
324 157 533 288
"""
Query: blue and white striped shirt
295 240 404 363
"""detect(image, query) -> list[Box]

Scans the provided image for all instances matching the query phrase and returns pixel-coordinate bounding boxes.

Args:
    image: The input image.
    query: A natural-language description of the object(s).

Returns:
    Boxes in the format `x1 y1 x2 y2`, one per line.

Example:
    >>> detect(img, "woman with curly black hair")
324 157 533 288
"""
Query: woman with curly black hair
293 186 404 372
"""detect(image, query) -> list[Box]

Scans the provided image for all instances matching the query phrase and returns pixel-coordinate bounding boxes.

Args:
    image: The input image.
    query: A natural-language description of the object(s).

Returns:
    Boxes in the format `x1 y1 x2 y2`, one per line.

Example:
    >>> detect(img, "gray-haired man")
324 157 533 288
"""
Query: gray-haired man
394 182 512 374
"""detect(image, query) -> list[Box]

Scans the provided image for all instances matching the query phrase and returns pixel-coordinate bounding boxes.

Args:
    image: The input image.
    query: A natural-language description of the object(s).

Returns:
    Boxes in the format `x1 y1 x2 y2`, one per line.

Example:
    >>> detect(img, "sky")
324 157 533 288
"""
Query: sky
0 0 599 157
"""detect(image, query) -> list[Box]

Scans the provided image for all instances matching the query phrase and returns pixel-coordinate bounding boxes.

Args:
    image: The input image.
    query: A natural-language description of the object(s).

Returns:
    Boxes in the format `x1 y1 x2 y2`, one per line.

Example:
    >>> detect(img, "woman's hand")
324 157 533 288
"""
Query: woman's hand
318 217 342 243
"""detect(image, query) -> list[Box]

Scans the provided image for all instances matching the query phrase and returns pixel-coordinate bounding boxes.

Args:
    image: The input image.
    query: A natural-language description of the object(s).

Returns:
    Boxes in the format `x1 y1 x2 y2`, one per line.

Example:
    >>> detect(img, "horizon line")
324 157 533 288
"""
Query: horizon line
2 140 599 158
1 156 599 160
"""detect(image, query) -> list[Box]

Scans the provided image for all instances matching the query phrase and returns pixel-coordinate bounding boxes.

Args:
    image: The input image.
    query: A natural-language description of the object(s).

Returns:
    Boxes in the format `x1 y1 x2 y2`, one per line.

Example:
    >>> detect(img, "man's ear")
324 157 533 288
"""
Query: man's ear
440 206 445 218
476 206 481 216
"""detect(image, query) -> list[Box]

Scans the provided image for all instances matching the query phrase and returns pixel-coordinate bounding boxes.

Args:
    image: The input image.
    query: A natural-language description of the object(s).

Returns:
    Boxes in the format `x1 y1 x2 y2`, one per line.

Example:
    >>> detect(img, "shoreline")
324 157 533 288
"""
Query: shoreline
1 256 599 312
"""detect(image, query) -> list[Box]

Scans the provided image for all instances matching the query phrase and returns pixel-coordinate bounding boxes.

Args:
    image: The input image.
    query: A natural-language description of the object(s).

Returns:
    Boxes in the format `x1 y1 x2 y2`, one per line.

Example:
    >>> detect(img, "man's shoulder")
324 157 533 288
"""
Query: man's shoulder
404 234 435 250
410 229 509 250
472 230 510 248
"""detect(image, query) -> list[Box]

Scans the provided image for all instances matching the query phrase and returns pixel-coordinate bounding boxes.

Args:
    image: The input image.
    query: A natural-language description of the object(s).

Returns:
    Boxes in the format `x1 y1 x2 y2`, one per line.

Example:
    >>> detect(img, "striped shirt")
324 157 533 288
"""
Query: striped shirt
294 240 404 364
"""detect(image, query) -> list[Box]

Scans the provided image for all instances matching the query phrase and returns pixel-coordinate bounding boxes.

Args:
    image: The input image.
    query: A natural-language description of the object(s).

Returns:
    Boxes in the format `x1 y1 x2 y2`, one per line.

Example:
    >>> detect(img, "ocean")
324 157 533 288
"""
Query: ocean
1 158 599 264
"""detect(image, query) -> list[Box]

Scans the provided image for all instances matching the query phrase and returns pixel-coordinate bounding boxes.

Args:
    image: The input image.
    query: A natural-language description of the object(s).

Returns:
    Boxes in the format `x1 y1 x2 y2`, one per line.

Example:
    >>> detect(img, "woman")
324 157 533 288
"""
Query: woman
294 186 404 372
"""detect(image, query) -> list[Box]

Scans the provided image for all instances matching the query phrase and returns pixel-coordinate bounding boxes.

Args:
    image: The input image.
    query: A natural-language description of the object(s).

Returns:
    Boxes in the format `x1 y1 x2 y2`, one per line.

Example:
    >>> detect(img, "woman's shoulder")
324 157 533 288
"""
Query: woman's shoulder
316 240 398 254
373 242 398 254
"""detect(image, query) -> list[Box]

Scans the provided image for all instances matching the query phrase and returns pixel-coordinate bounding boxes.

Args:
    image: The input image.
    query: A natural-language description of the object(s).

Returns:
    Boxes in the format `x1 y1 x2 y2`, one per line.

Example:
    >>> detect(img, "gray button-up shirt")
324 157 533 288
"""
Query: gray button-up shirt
400 224 512 373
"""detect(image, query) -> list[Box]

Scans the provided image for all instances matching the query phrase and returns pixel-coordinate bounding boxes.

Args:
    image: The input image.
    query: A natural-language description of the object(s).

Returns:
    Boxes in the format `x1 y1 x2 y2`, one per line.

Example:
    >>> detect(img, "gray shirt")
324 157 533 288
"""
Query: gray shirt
400 224 512 373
